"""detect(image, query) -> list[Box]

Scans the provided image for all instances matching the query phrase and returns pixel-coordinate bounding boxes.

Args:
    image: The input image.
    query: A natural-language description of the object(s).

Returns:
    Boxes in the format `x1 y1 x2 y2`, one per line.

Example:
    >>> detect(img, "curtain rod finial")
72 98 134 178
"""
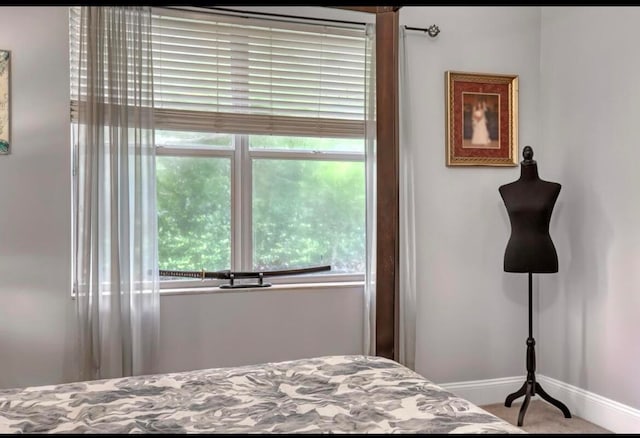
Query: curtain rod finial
427 24 440 38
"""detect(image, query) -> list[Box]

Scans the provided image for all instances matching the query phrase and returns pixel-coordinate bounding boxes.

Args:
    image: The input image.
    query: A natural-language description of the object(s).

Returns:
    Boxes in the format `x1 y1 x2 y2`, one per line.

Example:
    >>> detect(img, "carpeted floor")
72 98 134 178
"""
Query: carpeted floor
481 400 612 434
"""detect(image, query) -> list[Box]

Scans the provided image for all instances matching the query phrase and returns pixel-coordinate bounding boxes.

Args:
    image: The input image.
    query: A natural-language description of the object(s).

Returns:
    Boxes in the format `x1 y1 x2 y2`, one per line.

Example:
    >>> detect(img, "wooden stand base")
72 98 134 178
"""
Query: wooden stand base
504 273 571 427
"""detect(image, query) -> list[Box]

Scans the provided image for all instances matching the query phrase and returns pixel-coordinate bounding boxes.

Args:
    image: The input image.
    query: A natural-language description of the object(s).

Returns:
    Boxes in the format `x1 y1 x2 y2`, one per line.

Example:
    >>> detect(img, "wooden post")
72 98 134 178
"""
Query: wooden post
327 6 401 361
374 7 400 361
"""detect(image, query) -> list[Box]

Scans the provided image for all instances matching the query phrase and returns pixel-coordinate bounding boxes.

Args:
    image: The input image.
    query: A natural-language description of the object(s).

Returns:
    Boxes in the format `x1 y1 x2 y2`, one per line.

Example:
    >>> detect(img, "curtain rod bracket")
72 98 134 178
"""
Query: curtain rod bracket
404 24 440 38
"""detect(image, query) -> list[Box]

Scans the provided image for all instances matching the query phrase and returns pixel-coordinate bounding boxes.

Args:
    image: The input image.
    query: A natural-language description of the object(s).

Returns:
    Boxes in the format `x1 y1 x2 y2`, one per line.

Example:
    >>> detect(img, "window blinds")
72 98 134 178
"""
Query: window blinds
70 7 368 138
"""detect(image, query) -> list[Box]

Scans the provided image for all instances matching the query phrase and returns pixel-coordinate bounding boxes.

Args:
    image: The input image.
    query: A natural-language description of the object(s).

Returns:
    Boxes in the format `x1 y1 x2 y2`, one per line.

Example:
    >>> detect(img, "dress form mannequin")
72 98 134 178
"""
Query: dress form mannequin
499 146 570 427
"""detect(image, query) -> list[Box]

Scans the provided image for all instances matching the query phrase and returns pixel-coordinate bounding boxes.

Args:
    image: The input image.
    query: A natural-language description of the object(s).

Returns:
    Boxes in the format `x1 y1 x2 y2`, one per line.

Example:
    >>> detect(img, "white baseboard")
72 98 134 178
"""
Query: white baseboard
440 375 525 407
538 374 640 434
440 374 640 433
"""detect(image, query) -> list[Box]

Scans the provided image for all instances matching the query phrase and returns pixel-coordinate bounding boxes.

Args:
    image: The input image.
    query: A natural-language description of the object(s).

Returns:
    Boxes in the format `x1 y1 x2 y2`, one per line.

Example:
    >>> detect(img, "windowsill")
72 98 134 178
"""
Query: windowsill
160 280 364 297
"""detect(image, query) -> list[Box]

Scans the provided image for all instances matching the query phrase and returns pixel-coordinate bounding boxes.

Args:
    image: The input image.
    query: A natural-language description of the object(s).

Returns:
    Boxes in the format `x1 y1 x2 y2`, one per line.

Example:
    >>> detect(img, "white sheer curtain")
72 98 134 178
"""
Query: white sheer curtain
364 22 377 356
73 6 159 380
398 26 417 369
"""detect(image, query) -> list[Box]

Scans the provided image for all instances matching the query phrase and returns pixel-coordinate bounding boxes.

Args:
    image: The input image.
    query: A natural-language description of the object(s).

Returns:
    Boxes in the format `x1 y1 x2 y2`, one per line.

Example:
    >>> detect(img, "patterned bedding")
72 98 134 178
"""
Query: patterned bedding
0 355 524 434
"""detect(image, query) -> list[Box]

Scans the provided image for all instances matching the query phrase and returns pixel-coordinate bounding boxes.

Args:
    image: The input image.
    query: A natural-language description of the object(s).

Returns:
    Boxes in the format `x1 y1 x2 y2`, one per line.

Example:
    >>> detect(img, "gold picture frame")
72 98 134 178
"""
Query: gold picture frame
0 49 10 155
445 71 518 166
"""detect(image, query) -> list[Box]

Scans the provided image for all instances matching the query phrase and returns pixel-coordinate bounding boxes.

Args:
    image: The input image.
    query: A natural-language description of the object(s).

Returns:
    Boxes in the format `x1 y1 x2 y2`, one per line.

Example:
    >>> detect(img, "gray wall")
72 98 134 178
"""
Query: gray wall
399 7 542 384
0 7 77 389
538 7 640 410
158 285 363 374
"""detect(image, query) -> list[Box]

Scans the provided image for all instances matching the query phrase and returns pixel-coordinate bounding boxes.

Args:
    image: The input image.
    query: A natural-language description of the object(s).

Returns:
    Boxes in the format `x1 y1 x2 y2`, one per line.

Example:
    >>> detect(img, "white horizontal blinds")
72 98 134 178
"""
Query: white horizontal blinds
153 9 366 138
71 7 367 138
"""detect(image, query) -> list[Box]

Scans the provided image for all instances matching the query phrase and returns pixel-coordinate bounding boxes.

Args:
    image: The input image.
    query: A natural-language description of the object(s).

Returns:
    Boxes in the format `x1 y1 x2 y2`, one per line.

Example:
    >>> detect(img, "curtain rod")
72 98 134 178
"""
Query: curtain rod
161 6 369 30
404 25 441 38
160 6 441 38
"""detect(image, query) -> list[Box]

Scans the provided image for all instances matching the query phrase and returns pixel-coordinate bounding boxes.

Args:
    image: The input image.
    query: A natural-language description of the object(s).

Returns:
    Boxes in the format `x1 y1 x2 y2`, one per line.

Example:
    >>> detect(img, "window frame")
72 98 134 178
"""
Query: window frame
156 133 366 289
70 6 370 290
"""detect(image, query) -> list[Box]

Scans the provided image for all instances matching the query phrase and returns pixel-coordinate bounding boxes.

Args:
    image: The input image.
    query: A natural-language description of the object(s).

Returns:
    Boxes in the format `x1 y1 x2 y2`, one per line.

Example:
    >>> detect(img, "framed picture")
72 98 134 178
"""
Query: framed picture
445 71 518 166
0 49 10 155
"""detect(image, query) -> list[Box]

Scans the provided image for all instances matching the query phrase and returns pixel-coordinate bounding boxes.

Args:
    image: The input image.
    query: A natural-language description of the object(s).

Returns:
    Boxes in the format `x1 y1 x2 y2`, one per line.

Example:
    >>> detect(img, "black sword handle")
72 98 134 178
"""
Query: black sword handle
158 269 230 280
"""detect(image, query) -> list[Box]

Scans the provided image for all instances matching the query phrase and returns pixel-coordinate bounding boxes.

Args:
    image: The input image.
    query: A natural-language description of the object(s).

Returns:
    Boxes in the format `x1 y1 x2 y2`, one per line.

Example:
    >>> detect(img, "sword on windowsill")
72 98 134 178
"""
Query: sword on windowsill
159 265 331 289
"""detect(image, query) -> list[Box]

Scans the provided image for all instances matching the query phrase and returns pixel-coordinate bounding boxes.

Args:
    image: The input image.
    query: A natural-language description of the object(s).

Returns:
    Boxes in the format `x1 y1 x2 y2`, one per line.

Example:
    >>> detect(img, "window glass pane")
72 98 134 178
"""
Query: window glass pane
253 159 365 273
157 156 231 273
156 130 233 149
249 135 363 153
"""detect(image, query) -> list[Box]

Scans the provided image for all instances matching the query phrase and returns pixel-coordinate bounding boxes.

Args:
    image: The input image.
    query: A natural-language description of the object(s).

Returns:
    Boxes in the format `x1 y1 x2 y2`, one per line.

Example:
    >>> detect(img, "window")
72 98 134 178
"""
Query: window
70 7 369 287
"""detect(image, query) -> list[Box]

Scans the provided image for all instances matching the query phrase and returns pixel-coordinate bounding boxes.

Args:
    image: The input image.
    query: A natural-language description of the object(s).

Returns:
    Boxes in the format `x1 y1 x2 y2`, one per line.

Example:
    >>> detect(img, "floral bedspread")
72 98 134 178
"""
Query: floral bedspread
0 355 524 433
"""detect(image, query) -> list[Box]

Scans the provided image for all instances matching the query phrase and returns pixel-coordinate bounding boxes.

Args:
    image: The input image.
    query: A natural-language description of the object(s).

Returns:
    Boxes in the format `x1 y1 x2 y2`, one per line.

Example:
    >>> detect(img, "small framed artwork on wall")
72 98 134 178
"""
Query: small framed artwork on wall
0 49 10 155
445 71 518 166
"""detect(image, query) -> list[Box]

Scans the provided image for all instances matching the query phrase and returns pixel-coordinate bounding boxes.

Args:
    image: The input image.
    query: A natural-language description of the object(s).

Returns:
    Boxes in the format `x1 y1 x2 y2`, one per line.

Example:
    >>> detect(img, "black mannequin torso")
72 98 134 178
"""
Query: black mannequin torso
499 146 561 273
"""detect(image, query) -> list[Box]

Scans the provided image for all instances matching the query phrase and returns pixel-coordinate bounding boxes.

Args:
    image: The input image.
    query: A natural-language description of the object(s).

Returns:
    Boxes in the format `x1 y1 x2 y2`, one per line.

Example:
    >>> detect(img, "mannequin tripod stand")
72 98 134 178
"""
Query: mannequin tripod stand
505 272 571 426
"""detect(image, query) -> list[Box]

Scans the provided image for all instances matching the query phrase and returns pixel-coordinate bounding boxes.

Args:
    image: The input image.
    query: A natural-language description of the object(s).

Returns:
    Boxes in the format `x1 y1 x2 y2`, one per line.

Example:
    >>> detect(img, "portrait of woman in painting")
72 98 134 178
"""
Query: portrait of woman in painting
471 99 490 145
462 93 499 149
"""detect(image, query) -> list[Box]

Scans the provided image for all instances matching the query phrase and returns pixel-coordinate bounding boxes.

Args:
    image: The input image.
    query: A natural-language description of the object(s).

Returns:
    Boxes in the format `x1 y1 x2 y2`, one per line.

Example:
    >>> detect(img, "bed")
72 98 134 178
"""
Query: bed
0 355 524 434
